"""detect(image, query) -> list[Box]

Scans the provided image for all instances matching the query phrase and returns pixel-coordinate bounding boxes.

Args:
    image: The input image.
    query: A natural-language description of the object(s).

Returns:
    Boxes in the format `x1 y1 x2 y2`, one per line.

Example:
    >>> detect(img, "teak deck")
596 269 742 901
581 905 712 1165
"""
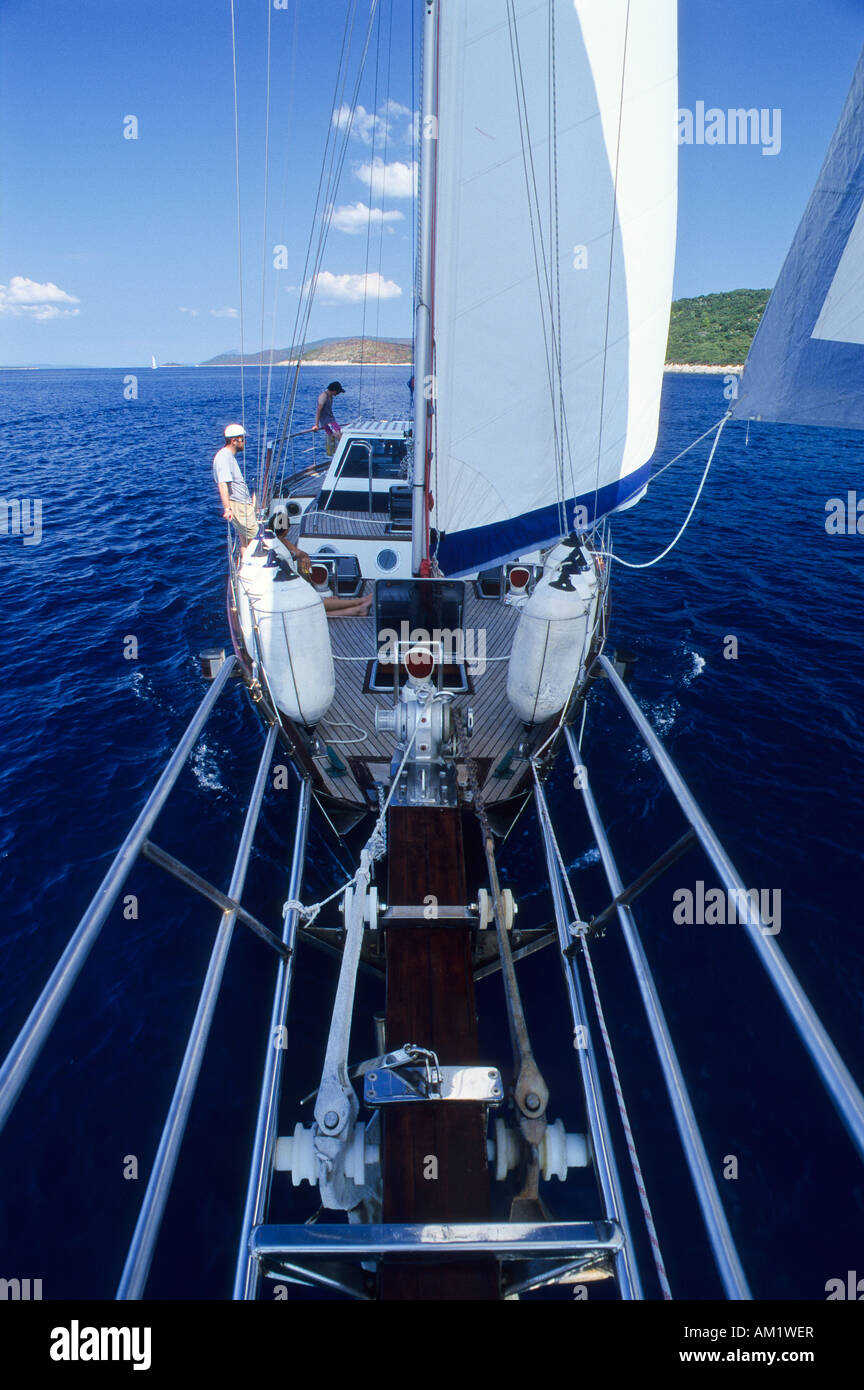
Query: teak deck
379 807 500 1300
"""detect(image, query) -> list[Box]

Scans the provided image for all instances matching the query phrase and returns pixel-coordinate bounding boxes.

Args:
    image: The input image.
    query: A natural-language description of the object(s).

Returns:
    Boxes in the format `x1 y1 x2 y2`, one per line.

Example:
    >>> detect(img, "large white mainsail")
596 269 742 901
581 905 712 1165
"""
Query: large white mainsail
428 0 678 575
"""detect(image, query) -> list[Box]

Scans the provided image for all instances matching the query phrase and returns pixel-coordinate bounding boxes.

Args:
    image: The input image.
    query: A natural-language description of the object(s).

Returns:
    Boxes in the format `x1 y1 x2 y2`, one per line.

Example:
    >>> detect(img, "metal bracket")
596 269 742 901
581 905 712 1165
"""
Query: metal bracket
586 828 698 937
360 1045 503 1105
378 904 478 926
140 839 291 960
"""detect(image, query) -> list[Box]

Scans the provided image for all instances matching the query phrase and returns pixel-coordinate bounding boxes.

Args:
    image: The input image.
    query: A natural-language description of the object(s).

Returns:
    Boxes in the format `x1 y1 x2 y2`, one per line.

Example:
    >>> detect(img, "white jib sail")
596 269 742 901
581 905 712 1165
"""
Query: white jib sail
431 0 678 574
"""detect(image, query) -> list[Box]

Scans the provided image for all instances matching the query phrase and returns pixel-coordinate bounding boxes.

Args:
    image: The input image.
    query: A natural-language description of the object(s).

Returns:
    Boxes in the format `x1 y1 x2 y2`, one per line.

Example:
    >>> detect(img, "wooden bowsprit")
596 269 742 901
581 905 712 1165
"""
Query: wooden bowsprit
379 807 500 1300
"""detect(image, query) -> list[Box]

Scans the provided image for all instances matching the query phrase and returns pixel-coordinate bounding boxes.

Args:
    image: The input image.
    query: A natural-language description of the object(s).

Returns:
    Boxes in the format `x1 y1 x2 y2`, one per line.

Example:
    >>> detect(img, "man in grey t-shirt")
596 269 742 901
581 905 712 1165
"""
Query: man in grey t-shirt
213 424 257 542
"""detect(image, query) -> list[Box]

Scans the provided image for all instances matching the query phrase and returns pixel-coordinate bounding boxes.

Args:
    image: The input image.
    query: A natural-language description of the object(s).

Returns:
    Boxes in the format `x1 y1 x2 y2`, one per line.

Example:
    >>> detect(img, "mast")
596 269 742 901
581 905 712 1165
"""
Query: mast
411 0 439 575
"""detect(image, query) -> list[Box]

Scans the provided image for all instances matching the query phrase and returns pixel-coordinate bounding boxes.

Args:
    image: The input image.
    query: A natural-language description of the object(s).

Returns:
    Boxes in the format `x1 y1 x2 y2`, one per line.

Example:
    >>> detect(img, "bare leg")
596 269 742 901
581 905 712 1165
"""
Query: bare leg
323 593 373 619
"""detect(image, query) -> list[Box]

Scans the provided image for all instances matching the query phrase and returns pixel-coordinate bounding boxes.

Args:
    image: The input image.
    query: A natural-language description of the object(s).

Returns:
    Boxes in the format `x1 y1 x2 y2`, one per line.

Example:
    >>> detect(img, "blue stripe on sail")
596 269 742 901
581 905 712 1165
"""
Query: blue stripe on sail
731 49 864 429
435 463 652 576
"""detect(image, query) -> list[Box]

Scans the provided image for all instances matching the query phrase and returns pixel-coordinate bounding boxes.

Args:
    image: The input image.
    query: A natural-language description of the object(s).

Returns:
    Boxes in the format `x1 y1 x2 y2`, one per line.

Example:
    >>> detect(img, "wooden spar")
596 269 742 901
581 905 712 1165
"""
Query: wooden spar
379 807 500 1300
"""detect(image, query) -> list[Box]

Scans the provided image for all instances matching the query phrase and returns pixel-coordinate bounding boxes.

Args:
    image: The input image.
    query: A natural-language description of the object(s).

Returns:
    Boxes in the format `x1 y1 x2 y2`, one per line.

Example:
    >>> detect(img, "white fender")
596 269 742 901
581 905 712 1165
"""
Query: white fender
542 532 587 578
240 552 335 725
506 561 597 724
235 572 255 651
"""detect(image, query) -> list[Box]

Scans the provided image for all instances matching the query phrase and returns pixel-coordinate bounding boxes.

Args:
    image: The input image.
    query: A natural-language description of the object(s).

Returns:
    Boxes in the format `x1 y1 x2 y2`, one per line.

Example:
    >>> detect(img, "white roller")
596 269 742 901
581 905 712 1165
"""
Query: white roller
275 1122 379 1188
541 1118 590 1181
506 562 597 724
488 1117 589 1181
239 551 335 726
275 1122 318 1186
477 888 517 930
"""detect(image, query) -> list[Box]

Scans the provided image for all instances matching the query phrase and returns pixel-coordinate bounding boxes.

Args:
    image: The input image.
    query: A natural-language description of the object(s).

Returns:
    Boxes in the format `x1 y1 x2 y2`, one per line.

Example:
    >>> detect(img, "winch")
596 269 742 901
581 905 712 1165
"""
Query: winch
374 644 462 806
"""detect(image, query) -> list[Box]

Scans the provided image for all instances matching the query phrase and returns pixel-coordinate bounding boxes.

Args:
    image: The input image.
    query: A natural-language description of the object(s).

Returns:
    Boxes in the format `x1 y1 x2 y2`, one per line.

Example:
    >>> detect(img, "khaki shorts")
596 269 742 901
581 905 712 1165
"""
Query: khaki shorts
230 498 257 543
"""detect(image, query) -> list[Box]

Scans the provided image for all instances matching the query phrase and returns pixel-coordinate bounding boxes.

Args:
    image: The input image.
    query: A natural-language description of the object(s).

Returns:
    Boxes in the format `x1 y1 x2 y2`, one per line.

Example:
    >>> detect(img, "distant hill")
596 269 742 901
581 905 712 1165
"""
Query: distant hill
666 289 770 365
200 294 771 371
202 337 413 367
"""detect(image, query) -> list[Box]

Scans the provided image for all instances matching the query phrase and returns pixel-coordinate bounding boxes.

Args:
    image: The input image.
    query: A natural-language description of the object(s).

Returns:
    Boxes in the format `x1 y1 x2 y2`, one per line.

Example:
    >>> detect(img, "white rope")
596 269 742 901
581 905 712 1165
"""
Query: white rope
283 720 419 927
531 763 673 1300
604 413 730 571
646 414 729 485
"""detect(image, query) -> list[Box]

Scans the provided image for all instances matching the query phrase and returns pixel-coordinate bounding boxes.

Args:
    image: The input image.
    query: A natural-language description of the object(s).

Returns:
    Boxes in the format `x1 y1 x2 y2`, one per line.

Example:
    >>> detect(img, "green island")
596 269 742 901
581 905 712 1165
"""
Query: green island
665 288 770 366
199 290 772 370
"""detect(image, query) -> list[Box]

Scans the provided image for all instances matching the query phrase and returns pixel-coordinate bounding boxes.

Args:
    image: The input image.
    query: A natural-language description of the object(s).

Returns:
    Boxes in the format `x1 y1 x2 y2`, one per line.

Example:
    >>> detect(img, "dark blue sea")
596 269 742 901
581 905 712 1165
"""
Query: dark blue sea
1 365 862 1302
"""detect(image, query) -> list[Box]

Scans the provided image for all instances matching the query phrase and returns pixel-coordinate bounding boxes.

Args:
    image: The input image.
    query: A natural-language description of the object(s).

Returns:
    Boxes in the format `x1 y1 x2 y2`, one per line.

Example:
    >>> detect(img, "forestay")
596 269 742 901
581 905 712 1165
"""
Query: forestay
732 49 864 429
431 0 678 575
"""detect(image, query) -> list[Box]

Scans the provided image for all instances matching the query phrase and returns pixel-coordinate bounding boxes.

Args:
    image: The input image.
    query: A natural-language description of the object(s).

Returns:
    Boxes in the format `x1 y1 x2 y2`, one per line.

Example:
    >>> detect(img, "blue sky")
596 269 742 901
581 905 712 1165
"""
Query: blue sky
0 0 861 366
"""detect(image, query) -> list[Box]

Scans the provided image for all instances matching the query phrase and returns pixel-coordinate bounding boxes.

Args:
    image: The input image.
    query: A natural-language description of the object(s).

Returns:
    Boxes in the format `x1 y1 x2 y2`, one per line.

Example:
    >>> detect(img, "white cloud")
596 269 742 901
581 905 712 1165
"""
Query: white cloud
333 100 416 147
383 98 413 122
331 201 405 235
179 306 199 316
307 271 402 304
210 306 239 318
0 275 80 321
355 158 417 199
333 102 375 144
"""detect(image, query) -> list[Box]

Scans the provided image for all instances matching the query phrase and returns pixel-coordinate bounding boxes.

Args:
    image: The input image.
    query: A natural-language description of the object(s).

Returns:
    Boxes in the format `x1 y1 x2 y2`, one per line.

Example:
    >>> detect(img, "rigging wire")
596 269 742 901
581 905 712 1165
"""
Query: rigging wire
267 2 362 483
506 2 575 534
548 0 568 535
357 0 384 415
410 0 418 319
646 414 729 485
531 763 673 1300
260 1 301 502
255 0 274 496
271 1 382 495
229 0 246 441
371 0 396 417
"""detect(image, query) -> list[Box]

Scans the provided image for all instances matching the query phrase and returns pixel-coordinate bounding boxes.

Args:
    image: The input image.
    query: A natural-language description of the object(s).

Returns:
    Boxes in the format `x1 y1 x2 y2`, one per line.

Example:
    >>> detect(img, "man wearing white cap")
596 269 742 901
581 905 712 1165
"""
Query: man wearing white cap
213 424 257 543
